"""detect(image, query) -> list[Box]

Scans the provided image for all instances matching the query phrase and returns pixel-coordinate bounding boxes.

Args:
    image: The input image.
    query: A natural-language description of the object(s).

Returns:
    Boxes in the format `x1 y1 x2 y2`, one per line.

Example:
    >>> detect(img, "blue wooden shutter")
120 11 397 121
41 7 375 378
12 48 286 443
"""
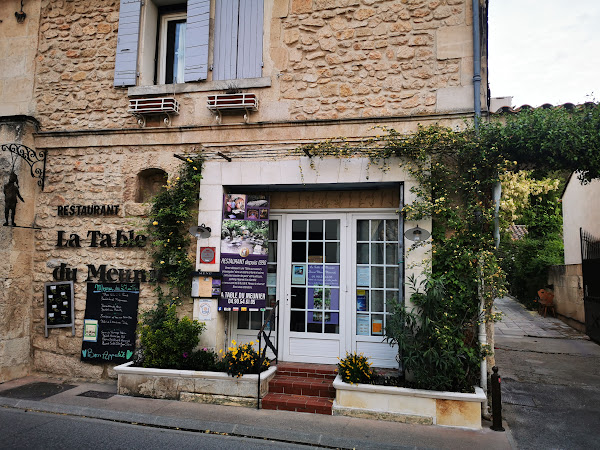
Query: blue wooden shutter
237 0 263 79
184 0 211 82
213 0 240 81
114 0 142 87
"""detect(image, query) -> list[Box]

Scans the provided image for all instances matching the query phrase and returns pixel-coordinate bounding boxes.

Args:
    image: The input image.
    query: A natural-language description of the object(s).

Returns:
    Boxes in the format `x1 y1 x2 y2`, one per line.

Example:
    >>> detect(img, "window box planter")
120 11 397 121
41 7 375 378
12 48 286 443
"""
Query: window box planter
333 375 486 429
114 361 277 408
207 93 258 123
128 97 180 127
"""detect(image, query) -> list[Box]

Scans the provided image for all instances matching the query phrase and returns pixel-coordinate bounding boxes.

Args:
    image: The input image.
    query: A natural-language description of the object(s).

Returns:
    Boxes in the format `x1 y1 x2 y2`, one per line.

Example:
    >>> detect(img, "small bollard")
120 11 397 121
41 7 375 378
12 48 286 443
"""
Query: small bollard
490 366 505 431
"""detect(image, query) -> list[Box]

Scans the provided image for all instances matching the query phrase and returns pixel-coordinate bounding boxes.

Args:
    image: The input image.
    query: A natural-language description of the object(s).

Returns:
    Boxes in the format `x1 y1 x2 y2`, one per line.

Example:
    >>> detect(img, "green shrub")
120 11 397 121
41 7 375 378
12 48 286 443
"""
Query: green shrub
139 303 206 369
337 352 375 384
501 236 563 309
385 275 480 393
181 348 219 371
220 340 269 377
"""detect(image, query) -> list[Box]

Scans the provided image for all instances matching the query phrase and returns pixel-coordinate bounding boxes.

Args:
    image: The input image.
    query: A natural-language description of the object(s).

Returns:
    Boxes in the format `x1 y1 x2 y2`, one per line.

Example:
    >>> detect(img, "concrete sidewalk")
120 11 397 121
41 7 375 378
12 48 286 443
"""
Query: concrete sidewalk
494 296 585 339
0 374 513 450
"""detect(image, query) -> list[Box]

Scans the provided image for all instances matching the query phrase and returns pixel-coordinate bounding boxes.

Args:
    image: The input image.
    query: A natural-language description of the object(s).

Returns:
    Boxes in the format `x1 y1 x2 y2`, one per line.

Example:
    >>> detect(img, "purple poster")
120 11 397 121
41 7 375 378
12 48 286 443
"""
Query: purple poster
324 265 339 287
219 194 269 310
307 264 323 286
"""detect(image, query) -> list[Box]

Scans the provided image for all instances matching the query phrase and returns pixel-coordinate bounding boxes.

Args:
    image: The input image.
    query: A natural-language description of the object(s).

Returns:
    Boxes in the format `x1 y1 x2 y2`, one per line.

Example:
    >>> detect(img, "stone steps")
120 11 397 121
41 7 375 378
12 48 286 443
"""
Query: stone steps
261 362 337 415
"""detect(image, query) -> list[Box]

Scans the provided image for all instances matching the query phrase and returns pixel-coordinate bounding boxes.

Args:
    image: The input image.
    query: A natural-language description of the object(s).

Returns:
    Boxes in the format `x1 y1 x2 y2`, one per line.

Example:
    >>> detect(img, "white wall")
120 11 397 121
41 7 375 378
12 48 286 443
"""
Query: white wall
562 174 600 264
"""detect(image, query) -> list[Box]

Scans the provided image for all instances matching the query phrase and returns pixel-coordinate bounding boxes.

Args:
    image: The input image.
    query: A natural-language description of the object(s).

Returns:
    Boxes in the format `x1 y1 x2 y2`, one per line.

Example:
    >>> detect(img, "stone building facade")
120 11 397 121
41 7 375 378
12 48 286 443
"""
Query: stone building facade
1 0 488 381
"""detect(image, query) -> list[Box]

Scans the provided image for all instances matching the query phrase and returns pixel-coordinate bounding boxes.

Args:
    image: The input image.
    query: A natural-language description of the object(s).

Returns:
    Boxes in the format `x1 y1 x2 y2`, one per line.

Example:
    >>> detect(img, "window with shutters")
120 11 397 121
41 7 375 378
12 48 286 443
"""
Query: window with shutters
114 0 263 88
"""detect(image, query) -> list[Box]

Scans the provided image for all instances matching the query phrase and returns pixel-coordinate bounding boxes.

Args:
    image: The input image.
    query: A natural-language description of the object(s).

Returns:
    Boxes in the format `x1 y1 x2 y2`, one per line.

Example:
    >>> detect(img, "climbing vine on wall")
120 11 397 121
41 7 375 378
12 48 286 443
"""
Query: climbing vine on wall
146 155 204 298
298 103 600 387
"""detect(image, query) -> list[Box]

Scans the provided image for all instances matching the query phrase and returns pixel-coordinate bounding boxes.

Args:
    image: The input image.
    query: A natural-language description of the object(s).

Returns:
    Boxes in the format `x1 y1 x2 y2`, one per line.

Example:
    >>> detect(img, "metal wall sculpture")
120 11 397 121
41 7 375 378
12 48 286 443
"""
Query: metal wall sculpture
1 143 46 227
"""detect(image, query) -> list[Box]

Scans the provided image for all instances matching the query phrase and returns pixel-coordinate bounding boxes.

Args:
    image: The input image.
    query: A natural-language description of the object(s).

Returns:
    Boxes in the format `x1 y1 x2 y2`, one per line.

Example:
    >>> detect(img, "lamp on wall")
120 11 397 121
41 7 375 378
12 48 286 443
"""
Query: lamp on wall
15 0 26 23
188 224 212 239
404 225 430 242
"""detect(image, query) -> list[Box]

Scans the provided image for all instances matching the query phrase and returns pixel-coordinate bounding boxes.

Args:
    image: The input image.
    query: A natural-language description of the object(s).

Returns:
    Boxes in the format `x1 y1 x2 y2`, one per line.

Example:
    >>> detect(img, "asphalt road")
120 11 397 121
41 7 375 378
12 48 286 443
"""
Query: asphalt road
494 298 600 449
0 408 321 450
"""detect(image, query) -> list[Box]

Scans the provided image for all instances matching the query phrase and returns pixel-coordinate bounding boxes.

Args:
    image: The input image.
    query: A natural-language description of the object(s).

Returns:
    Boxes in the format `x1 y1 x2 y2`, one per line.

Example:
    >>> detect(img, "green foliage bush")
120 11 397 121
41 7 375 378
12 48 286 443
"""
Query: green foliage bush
337 352 375 384
180 348 220 371
385 276 480 393
499 174 564 308
139 301 206 369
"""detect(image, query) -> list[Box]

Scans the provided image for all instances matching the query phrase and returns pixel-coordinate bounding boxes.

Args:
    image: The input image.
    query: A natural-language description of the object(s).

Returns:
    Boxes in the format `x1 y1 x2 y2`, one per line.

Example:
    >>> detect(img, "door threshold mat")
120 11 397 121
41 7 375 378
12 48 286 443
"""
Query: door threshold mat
0 382 76 401
77 390 115 399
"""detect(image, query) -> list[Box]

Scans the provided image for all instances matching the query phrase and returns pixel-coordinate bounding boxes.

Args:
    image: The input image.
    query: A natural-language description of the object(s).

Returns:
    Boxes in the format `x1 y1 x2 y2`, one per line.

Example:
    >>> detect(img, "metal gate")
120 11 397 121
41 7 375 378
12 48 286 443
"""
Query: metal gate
581 228 600 343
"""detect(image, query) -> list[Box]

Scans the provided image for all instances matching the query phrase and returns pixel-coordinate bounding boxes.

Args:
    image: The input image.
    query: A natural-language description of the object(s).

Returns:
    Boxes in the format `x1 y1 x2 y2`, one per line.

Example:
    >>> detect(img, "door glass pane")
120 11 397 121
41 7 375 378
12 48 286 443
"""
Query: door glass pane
325 220 340 240
328 288 340 309
357 289 369 312
371 290 384 312
371 220 384 241
238 311 249 329
309 288 323 309
309 220 323 240
290 311 305 332
292 220 306 240
371 266 384 288
385 243 398 265
268 242 277 262
325 313 339 334
325 242 339 263
386 267 399 288
357 243 369 264
357 220 369 241
292 242 306 262
371 243 384 264
308 242 323 261
386 220 398 240
250 311 262 329
291 287 306 308
269 220 278 240
371 314 384 336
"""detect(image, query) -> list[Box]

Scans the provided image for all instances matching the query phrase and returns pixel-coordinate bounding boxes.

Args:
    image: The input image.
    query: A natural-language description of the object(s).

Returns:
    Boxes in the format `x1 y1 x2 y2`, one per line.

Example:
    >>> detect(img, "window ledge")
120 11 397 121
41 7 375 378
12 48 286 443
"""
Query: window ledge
128 77 272 97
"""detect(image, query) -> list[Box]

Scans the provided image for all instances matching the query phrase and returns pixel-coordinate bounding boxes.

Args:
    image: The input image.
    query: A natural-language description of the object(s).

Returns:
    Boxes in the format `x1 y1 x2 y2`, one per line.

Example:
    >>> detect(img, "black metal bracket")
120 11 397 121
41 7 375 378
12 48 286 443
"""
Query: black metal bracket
2 143 47 190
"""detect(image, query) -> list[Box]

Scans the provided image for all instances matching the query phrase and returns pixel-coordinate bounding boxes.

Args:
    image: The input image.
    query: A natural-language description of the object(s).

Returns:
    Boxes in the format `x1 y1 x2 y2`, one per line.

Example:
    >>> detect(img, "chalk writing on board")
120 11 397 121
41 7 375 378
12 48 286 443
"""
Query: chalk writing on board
81 282 139 364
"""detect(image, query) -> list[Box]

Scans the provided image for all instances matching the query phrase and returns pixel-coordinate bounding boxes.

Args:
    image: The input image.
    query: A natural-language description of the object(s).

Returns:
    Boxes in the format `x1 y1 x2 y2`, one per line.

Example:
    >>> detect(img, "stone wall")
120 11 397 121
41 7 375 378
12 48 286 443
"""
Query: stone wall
278 0 475 120
0 0 42 116
35 0 134 131
548 264 585 330
30 143 193 378
32 0 483 131
0 119 39 382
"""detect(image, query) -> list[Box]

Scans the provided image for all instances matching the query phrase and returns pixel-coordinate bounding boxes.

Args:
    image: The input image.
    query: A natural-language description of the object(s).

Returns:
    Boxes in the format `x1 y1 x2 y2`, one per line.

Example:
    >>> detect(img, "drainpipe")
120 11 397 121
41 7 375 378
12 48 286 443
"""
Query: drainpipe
472 0 491 418
472 0 482 132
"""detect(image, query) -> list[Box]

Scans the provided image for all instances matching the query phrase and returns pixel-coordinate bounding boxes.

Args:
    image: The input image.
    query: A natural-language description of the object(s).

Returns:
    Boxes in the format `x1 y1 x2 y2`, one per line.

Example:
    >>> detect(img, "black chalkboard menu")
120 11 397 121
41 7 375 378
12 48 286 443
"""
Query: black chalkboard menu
44 281 75 337
81 283 140 364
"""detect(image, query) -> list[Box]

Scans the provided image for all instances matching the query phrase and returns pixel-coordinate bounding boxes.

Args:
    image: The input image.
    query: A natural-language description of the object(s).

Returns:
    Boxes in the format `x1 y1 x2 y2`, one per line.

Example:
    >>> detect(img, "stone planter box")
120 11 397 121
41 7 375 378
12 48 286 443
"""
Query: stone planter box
114 362 277 408
333 375 485 429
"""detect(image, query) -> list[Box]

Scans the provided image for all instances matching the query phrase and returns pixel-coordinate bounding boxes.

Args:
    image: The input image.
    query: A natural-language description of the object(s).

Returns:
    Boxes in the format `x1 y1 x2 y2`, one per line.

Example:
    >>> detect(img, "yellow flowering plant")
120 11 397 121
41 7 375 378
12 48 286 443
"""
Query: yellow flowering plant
221 340 270 378
337 352 374 385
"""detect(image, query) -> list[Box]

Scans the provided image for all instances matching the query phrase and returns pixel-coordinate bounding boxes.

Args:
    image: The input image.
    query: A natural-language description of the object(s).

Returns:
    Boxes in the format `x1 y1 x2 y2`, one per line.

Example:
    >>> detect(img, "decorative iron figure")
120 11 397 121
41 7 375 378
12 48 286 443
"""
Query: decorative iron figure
4 172 24 226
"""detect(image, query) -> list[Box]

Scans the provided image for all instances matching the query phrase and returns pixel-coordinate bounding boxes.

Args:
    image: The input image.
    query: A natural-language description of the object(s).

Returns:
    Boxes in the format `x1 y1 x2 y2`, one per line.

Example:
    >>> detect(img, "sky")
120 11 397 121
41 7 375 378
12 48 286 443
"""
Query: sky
488 0 600 107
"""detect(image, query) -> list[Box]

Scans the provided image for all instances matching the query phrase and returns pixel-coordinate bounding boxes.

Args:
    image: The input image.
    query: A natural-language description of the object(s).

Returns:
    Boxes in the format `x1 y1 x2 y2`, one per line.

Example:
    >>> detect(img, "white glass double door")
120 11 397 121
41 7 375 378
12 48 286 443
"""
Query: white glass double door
233 211 400 367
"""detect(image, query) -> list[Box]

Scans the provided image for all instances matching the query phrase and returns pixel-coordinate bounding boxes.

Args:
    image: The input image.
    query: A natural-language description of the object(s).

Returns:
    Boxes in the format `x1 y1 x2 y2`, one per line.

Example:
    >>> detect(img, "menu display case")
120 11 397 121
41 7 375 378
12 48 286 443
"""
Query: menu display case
44 281 75 337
